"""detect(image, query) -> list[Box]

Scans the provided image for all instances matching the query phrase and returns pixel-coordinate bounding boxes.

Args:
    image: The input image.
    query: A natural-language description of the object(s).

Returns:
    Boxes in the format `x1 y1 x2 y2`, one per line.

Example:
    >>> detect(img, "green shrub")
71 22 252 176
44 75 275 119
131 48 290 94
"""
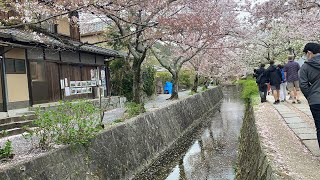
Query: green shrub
179 69 195 89
142 66 156 97
238 78 259 101
110 59 133 101
202 86 208 91
125 102 146 118
156 71 172 85
111 60 157 100
26 100 103 150
0 140 13 160
121 72 134 101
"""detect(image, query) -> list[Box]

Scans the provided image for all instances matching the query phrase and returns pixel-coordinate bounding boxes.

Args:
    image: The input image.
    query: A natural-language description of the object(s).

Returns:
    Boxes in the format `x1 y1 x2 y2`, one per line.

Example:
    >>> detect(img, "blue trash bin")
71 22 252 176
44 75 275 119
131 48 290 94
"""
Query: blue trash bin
164 81 173 94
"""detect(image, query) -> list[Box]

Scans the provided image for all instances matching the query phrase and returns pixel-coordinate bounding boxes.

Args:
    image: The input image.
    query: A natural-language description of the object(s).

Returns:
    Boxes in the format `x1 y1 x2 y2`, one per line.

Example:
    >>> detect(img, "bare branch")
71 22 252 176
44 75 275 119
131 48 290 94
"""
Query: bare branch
151 48 171 72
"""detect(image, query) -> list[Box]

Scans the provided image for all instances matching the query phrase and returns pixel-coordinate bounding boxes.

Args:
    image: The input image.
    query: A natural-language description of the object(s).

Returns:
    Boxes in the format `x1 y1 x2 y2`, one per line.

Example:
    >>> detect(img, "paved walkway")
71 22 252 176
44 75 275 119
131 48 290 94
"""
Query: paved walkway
103 87 209 124
266 95 320 156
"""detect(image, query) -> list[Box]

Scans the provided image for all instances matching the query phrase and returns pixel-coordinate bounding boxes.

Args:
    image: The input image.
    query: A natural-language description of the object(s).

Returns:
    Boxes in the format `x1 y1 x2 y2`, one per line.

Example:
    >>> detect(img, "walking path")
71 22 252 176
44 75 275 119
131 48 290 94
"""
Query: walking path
255 101 320 179
103 87 206 124
266 95 320 156
268 96 320 156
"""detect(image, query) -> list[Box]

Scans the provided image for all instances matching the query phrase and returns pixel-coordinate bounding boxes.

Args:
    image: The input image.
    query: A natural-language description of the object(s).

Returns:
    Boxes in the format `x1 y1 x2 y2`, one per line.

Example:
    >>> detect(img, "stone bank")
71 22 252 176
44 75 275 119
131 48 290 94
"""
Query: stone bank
236 105 277 179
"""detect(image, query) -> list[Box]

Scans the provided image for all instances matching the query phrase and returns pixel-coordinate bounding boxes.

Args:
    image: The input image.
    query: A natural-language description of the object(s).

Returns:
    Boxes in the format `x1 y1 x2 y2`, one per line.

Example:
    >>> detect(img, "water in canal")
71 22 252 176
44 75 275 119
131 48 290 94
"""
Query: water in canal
134 87 245 180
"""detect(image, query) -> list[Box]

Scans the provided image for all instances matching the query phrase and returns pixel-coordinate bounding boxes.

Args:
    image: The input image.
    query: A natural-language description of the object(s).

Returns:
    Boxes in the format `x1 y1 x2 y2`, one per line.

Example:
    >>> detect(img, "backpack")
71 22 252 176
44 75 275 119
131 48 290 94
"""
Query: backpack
256 72 264 84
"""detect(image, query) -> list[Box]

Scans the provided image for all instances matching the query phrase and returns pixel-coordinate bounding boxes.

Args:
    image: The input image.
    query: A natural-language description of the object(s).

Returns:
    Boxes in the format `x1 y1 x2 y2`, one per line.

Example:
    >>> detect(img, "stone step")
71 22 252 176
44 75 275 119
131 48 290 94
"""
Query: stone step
0 115 36 125
0 128 26 138
15 111 35 116
0 120 35 132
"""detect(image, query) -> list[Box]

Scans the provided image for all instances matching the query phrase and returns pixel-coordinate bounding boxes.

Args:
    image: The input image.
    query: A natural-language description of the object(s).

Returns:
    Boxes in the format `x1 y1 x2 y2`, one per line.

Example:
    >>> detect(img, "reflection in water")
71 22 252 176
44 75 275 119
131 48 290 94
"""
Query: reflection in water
135 87 244 180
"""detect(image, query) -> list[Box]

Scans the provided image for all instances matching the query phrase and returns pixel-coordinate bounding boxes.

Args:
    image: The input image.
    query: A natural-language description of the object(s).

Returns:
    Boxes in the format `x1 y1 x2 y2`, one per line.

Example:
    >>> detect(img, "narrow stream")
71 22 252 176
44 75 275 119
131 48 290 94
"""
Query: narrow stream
134 86 244 180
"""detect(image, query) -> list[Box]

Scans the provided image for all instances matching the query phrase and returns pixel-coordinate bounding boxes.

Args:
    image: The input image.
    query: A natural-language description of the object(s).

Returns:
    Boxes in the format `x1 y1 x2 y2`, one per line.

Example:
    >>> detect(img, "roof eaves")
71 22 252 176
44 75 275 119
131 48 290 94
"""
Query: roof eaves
0 28 126 58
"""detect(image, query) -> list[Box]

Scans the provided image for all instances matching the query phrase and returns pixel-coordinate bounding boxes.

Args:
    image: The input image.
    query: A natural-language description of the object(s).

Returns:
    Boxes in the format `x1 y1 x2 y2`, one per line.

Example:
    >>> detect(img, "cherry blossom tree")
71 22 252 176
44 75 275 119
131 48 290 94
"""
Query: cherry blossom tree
150 0 241 99
152 40 208 99
243 0 320 63
1 0 248 101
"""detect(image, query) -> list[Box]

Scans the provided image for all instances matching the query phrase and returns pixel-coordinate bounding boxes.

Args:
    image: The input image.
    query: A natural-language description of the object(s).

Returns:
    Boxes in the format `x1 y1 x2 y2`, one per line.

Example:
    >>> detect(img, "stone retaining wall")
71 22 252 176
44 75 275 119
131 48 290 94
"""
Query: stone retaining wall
236 105 277 179
0 87 223 180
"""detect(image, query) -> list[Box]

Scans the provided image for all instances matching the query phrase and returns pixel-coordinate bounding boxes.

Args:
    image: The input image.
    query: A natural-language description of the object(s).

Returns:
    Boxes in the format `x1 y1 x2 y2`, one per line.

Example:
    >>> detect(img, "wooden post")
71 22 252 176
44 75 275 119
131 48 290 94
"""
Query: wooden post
25 49 33 107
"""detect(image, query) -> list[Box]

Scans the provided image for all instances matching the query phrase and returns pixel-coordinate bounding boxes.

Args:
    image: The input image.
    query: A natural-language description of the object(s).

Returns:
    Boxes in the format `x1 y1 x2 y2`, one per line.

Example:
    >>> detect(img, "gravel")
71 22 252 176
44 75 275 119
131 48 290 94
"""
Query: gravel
0 134 50 169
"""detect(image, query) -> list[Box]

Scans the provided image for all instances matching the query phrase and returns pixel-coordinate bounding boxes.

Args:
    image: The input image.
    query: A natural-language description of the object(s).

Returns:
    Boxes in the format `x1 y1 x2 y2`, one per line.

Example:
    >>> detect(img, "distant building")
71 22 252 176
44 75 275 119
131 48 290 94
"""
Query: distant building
80 14 111 44
80 21 109 44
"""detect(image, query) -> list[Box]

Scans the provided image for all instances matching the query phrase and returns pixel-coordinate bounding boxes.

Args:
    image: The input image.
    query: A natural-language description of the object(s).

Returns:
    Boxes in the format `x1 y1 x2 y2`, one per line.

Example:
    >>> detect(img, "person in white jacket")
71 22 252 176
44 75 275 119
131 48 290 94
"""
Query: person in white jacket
278 64 287 102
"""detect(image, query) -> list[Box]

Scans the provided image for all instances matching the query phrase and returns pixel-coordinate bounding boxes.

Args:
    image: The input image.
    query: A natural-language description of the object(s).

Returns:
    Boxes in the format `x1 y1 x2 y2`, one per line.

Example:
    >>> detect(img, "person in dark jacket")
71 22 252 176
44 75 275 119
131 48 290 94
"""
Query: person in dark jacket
266 60 282 104
255 64 268 103
300 42 320 148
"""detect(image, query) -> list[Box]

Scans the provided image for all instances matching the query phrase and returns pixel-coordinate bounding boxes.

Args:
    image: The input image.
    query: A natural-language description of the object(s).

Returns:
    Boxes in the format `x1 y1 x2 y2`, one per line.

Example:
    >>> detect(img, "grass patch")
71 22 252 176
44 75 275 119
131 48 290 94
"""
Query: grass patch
237 78 259 103
251 94 260 106
111 119 125 125
188 91 197 95
125 102 146 118
201 86 208 91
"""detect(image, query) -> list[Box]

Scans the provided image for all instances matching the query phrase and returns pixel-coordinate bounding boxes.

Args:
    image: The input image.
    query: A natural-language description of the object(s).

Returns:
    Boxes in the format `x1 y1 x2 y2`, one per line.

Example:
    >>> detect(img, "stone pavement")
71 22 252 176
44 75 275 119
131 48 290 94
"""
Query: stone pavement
266 95 320 156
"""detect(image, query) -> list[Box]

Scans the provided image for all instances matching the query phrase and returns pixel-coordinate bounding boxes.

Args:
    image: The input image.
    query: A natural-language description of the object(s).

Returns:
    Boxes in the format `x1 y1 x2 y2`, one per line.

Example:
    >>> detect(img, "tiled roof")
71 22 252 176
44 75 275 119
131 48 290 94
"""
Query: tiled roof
0 28 126 58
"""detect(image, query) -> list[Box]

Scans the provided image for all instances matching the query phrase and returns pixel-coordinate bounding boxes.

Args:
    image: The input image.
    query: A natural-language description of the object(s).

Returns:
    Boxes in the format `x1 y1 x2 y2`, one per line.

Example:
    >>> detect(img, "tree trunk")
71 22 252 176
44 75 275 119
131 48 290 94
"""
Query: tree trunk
169 72 179 100
192 72 199 93
132 59 142 104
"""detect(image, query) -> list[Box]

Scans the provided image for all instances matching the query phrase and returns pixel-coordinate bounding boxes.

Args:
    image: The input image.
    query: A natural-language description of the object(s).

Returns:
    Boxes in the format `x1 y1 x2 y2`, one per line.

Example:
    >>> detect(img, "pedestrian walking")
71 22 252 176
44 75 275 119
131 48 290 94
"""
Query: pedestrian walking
266 60 282 104
300 42 320 148
284 55 301 104
278 64 287 102
255 64 268 103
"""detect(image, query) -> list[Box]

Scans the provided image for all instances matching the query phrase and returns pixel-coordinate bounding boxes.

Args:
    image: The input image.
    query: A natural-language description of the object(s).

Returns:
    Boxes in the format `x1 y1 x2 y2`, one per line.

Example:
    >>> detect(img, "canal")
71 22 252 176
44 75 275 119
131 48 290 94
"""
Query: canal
134 87 245 180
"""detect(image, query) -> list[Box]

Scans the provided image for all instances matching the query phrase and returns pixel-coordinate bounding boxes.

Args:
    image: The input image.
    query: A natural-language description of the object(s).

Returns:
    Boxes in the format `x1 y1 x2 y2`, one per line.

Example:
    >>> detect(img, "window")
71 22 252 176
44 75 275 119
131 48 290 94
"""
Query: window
5 59 26 74
5 60 15 73
15 60 26 73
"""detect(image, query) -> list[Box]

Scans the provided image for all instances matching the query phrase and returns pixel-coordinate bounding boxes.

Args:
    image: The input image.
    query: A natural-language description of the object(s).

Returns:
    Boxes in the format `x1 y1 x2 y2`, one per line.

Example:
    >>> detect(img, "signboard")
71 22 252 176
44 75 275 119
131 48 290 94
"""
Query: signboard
60 79 65 89
65 87 71 96
68 80 96 95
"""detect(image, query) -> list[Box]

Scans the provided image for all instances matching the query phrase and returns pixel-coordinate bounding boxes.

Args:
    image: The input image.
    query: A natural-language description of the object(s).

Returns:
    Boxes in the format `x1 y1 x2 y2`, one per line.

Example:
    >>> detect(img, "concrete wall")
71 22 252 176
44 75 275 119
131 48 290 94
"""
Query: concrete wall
81 34 105 44
0 87 223 180
236 105 278 179
57 17 71 37
4 48 25 59
6 74 29 102
4 48 30 109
